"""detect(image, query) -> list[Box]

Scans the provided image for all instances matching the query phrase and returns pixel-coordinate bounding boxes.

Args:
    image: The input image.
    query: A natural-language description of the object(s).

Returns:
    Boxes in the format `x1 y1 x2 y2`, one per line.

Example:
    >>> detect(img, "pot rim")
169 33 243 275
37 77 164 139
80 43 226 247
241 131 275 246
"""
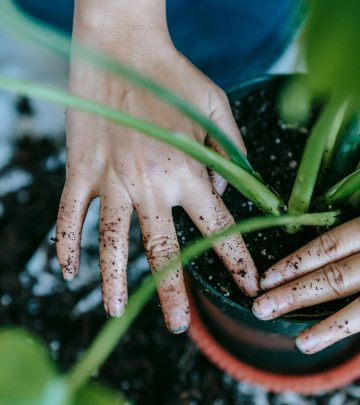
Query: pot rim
188 288 360 394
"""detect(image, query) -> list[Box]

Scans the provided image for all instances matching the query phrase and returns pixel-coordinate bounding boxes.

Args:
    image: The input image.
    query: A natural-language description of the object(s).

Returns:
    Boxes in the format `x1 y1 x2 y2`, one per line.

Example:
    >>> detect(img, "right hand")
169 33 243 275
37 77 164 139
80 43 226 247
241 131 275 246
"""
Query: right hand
254 218 360 354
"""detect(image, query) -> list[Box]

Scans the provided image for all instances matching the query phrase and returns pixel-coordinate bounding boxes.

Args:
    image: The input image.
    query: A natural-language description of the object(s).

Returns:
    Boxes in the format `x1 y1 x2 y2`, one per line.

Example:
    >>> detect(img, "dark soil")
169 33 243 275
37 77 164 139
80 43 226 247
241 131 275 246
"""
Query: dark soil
0 137 65 280
174 82 359 317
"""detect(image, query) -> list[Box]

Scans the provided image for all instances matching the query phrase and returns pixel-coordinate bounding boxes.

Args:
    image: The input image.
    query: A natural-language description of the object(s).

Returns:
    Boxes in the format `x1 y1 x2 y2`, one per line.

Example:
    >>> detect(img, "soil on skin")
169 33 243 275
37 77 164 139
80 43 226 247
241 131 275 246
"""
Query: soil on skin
174 82 359 317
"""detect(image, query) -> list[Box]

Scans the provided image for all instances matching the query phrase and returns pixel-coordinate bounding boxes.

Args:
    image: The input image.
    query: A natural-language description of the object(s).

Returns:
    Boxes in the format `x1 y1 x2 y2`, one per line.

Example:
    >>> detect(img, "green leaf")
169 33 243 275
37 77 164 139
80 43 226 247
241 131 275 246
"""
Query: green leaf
303 0 360 99
73 382 132 405
316 168 360 208
279 76 312 125
0 329 57 405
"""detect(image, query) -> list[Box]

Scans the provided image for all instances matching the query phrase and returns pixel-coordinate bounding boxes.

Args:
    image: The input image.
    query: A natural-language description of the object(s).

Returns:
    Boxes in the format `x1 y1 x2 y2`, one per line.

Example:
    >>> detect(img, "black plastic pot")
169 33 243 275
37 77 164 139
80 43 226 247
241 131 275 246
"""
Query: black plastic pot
174 75 360 378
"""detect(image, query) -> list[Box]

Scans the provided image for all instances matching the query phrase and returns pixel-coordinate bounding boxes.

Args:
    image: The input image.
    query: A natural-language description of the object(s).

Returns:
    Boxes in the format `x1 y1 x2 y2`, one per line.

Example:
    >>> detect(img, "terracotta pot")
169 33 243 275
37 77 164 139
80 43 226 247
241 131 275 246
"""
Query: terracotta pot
187 287 360 394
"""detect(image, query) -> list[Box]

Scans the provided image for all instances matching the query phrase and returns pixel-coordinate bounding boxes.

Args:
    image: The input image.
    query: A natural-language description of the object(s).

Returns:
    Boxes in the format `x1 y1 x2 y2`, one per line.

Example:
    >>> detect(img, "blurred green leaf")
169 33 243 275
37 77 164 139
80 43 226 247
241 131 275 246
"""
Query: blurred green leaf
39 377 71 405
328 110 360 183
73 382 132 405
279 76 311 125
303 0 360 99
0 328 57 405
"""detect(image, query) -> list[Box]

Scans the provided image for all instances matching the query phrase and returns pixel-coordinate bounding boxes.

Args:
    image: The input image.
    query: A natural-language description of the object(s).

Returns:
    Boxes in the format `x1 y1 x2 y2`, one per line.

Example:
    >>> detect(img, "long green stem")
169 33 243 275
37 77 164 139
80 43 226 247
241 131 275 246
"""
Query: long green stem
0 75 283 214
316 168 360 208
288 93 346 215
1 0 260 179
66 276 156 392
322 97 352 170
66 211 339 391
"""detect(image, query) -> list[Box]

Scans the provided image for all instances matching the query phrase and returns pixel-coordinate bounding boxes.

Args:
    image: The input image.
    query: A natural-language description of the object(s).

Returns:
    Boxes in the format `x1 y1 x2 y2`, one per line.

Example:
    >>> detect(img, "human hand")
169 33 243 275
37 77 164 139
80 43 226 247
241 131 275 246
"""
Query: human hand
56 0 259 334
253 218 360 353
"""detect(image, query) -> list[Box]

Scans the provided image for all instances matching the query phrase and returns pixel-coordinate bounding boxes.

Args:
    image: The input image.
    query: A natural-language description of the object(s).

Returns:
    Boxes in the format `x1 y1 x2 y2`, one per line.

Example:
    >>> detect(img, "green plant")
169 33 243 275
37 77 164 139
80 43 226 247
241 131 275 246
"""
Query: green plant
282 0 360 218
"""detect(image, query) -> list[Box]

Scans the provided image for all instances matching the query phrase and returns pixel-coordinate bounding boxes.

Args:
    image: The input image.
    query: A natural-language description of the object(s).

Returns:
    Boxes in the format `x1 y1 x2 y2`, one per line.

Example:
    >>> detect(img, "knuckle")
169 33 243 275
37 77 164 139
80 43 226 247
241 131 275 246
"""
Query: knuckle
99 222 122 245
134 158 162 179
206 210 234 233
324 263 346 296
215 87 228 104
284 290 296 307
56 223 79 242
58 199 85 225
146 235 179 264
318 232 341 258
57 229 78 242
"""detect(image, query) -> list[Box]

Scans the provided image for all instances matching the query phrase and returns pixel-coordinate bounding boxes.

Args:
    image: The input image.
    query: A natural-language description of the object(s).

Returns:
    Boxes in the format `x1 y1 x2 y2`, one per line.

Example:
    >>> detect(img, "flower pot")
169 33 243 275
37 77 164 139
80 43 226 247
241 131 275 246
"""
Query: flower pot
174 74 360 394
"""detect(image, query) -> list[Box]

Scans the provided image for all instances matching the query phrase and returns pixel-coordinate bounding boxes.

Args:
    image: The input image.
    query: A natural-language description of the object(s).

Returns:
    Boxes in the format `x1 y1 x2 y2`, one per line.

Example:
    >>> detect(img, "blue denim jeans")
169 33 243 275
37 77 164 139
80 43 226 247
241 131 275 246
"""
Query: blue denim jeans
14 0 303 89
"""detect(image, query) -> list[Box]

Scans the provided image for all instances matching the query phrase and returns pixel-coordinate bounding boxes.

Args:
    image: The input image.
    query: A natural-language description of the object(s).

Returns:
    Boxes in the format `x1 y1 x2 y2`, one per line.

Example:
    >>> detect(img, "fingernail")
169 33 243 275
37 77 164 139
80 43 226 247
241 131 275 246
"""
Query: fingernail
296 335 319 354
171 324 189 334
107 298 125 317
167 308 190 334
63 271 74 281
245 278 261 298
215 177 227 196
252 295 277 320
260 270 282 290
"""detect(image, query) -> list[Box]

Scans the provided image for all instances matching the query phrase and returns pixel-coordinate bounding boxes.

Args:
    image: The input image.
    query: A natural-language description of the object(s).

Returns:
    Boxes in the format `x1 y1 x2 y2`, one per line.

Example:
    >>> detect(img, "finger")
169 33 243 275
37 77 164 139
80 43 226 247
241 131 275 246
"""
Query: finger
138 204 190 334
182 182 259 297
210 89 247 155
205 136 228 195
261 218 360 290
56 179 93 280
253 253 360 320
208 89 247 195
296 297 360 354
99 188 133 317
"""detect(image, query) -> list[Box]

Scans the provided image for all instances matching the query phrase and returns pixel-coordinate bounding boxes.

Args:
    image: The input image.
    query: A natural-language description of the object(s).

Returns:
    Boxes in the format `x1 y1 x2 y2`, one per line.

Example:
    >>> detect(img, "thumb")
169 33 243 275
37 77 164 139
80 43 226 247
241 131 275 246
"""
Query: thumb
207 89 247 195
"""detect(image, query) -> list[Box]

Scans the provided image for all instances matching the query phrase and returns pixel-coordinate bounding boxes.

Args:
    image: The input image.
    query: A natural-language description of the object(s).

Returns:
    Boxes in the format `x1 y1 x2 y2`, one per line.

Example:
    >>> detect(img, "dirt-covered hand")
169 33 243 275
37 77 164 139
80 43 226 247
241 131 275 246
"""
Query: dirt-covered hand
253 218 360 353
56 0 259 334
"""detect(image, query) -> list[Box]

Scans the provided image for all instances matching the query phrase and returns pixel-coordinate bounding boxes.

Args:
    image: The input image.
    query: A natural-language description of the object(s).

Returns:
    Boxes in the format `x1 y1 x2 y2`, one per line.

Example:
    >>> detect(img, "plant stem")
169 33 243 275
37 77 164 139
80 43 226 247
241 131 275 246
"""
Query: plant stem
322 97 353 171
316 168 360 208
67 276 156 392
1 0 261 180
288 93 345 216
66 211 339 392
0 75 283 215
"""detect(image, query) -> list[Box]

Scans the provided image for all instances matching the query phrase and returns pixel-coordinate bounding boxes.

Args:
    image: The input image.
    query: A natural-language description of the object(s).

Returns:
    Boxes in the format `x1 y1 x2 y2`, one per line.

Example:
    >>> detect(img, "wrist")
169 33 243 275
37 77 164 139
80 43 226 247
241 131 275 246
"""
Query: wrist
74 0 168 36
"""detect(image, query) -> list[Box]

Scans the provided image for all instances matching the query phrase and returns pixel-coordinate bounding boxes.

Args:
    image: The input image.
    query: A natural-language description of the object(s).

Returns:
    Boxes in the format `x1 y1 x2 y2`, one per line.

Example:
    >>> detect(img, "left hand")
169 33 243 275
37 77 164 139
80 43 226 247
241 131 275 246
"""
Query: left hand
252 218 360 354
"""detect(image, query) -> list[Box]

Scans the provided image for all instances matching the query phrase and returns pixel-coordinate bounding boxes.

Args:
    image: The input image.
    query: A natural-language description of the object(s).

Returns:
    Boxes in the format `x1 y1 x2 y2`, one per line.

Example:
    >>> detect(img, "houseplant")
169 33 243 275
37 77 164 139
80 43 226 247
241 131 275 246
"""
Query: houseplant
0 0 360 400
174 74 360 393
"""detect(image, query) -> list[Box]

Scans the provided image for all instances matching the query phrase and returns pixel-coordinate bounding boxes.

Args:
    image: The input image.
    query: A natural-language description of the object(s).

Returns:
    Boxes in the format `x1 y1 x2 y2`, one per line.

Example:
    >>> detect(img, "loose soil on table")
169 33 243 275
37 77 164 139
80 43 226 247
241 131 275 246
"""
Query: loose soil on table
174 82 359 318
